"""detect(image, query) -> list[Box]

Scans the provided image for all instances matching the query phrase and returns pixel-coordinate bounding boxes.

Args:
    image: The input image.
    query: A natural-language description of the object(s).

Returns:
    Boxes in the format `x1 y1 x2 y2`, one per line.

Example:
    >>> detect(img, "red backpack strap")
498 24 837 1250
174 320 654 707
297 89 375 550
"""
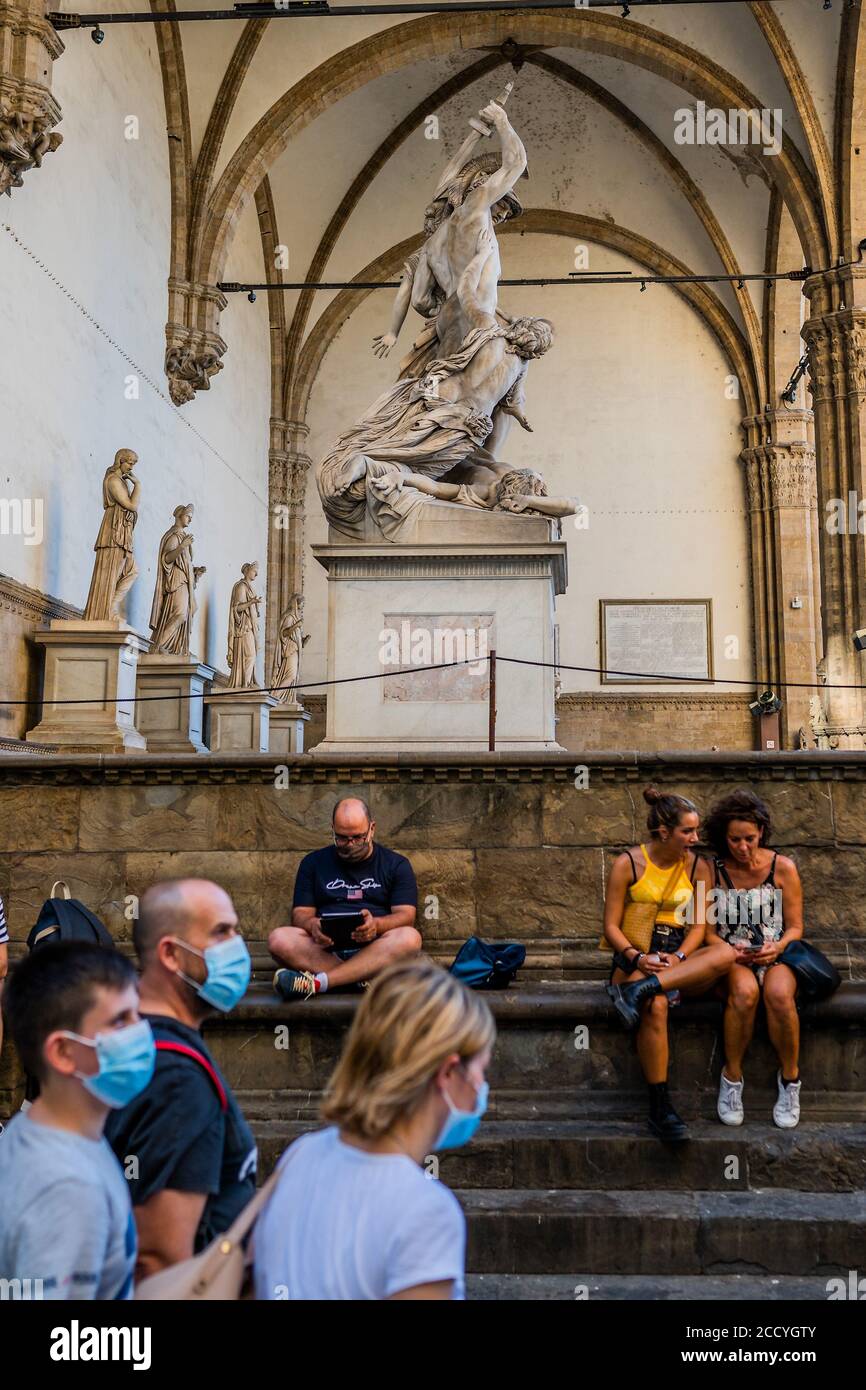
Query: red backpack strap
154 1041 228 1113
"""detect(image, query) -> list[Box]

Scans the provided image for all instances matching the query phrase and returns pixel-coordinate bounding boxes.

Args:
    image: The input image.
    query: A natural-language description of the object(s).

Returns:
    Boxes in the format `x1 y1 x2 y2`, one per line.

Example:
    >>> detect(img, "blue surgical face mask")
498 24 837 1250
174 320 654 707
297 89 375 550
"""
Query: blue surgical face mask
64 1019 156 1109
434 1074 489 1151
172 934 251 1013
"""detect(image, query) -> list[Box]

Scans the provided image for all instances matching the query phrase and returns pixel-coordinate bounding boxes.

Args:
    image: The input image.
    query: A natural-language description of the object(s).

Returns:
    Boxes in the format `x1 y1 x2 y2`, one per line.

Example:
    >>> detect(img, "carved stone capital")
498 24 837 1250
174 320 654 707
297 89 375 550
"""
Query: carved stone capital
767 446 816 509
165 279 227 405
0 1 65 196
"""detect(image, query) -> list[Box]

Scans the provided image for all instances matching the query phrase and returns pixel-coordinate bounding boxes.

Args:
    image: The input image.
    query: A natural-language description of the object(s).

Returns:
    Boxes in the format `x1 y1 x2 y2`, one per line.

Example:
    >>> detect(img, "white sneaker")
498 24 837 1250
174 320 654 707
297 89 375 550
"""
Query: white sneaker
717 1072 745 1126
773 1071 801 1129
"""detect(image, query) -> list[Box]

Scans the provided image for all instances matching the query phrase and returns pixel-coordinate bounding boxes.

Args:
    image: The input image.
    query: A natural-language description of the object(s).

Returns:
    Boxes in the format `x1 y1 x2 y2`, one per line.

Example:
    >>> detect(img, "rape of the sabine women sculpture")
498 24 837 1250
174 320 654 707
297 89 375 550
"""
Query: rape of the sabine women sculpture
269 594 310 704
83 448 142 621
149 504 206 656
226 561 262 689
315 97 578 542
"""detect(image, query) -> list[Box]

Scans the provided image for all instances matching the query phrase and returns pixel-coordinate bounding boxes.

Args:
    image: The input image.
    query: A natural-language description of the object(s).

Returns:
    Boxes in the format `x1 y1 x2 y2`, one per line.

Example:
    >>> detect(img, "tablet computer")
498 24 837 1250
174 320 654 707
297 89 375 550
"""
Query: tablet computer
320 908 366 950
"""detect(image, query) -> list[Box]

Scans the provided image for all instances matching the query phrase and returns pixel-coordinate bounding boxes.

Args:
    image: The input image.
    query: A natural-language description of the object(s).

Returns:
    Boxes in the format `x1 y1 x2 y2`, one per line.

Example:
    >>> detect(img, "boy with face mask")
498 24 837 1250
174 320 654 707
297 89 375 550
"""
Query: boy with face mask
0 943 153 1299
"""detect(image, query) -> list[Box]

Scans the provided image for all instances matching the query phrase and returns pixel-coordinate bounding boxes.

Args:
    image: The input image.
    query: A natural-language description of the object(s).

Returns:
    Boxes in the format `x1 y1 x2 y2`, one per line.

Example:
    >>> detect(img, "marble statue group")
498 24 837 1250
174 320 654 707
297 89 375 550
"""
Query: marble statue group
316 95 578 542
80 454 308 701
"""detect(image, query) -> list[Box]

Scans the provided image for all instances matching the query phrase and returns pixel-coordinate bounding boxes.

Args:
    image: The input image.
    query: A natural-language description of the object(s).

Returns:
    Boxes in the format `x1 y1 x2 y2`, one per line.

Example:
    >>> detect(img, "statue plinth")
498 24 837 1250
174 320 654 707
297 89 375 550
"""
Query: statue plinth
311 511 567 753
204 687 277 753
27 619 148 752
135 653 215 754
269 701 311 756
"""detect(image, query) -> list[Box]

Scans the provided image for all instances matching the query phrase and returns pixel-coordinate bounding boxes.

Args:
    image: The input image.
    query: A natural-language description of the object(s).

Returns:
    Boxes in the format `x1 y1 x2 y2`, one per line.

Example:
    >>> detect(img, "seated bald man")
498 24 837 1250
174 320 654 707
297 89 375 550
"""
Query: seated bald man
270 796 421 1002
104 879 257 1281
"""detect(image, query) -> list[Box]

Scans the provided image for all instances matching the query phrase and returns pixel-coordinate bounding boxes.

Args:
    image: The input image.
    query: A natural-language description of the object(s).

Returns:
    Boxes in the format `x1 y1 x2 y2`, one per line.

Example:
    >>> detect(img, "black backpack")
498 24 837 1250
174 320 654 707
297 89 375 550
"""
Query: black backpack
26 881 115 953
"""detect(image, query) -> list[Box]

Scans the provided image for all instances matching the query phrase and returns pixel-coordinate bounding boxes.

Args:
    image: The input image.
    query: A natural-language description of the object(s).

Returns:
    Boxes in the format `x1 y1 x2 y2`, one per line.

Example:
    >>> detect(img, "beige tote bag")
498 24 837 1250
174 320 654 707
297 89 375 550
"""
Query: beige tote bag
134 1166 281 1301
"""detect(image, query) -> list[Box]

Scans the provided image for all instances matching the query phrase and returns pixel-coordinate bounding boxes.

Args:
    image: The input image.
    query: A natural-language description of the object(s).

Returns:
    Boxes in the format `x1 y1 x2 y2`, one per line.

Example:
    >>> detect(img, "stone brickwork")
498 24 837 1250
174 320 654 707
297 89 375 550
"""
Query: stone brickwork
0 751 863 980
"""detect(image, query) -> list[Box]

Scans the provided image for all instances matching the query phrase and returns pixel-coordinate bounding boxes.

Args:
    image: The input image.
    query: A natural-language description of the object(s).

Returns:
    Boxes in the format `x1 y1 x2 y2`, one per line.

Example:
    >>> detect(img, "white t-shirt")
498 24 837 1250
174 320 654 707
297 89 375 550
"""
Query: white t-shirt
253 1126 466 1301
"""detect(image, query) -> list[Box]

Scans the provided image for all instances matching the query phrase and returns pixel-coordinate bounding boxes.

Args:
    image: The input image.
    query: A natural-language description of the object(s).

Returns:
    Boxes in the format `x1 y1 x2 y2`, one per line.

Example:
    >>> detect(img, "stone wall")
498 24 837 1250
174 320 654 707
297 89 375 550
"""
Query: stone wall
0 750 863 979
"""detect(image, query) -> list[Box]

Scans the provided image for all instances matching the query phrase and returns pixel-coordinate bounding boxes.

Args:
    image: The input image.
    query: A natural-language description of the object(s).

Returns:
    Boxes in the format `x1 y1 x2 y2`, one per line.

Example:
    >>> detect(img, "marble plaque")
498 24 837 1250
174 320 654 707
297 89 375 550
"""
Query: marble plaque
600 600 712 684
381 613 494 702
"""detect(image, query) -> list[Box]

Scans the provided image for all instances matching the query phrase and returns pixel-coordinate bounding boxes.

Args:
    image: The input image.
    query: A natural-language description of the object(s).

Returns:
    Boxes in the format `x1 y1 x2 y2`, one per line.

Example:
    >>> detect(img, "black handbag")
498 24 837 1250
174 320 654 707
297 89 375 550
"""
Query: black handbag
778 940 841 1001
449 936 526 989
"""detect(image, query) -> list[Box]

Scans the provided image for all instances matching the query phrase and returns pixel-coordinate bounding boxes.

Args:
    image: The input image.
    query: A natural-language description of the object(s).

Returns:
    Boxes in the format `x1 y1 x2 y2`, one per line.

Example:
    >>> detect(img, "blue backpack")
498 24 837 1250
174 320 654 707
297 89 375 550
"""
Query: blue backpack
449 936 526 990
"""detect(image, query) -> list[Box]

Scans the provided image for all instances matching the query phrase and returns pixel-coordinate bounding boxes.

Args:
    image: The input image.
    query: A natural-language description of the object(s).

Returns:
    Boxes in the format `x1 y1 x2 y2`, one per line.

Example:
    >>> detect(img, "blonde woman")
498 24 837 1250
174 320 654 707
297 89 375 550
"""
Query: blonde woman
254 959 494 1301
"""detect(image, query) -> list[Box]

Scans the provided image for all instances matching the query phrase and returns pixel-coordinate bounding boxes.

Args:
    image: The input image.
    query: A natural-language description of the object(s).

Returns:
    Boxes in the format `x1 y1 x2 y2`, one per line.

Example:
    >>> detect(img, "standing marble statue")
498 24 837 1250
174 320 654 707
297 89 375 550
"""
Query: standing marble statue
226 561 262 689
269 594 310 703
149 504 206 655
83 449 141 622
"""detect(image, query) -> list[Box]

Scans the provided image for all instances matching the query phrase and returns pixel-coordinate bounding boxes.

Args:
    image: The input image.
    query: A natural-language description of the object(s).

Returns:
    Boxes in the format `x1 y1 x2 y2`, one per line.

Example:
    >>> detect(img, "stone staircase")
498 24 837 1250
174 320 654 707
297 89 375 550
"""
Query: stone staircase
204 980 866 1301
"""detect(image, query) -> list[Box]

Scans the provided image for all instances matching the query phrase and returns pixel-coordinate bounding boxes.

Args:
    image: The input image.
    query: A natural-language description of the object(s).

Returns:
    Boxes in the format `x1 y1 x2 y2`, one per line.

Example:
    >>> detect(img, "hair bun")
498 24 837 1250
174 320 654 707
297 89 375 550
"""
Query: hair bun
643 786 662 805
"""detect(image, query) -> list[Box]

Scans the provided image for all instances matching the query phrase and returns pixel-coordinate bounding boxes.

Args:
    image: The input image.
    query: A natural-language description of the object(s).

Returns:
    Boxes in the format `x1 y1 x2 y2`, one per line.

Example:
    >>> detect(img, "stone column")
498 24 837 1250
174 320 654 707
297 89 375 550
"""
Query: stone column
266 416 310 677
740 410 822 747
802 268 866 744
0 0 64 196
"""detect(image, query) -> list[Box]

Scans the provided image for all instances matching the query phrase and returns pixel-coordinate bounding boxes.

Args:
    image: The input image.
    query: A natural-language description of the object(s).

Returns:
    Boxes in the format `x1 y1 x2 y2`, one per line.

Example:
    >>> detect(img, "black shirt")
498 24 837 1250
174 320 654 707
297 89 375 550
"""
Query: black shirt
292 843 418 918
104 1014 257 1251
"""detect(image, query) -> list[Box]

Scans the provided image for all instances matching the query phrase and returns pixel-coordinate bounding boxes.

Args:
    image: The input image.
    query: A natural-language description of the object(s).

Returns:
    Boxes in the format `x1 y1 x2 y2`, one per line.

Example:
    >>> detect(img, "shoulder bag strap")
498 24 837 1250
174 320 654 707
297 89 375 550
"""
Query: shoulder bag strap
154 1040 229 1113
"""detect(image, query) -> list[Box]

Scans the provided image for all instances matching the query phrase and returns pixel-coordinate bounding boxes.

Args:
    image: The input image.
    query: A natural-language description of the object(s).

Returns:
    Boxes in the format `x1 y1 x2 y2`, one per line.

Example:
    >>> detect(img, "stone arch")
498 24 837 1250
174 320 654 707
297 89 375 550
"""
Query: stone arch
289 208 759 424
200 9 828 310
281 46 767 417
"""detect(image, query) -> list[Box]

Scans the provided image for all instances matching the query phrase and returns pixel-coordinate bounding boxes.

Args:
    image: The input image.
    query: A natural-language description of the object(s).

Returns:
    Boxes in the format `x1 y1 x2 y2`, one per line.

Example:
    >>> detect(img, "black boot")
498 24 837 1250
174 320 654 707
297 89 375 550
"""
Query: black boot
648 1082 689 1142
606 973 662 1031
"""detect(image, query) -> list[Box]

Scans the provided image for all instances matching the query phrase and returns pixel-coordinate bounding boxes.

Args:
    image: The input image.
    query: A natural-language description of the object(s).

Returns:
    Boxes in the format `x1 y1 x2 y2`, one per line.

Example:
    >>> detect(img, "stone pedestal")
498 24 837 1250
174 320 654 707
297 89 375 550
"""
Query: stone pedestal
204 689 277 752
27 620 147 752
268 701 311 755
311 509 567 752
136 654 215 754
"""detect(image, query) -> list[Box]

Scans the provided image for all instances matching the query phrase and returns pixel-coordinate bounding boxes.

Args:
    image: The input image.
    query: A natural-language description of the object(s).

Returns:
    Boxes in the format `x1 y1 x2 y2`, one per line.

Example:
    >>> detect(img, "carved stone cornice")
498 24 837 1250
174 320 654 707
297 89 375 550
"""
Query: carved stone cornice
0 571 79 623
2 750 866 787
0 1 65 196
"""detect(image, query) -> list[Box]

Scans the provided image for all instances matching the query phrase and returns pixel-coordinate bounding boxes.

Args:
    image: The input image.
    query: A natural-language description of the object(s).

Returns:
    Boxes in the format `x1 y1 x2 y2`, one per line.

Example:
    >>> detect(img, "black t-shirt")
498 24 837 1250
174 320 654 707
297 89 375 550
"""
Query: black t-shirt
104 1014 257 1252
292 843 418 918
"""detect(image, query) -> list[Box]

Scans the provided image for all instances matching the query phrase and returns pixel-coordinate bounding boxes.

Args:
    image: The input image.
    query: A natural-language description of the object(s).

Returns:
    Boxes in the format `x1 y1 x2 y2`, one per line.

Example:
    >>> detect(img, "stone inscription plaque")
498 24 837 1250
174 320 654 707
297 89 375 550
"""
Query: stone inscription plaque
600 600 713 684
381 613 494 702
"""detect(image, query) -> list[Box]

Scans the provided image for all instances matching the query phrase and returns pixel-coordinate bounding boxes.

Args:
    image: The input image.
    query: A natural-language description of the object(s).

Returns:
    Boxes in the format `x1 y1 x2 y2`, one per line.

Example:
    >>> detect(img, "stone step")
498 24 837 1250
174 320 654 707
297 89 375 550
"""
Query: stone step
248 1118 866 1193
201 982 866 1119
466 1273 834 1300
244 937 866 984
458 1188 866 1276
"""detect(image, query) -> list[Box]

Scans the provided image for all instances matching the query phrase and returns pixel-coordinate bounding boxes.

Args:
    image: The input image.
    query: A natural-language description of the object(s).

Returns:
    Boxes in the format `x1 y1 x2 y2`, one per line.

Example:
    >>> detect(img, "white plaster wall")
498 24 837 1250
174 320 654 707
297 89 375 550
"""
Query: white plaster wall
0 25 271 678
304 235 752 695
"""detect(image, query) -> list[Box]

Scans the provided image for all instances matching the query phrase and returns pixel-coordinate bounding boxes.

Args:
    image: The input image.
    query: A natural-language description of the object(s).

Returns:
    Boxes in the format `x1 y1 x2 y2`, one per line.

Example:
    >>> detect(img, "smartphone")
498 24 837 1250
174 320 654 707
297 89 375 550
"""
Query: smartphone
319 909 366 949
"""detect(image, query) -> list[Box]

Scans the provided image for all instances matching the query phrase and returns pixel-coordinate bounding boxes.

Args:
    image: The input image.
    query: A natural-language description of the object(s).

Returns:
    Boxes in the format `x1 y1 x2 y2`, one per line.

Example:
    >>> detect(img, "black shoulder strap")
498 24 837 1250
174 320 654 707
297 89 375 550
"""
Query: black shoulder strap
714 857 735 889
624 849 637 884
766 852 779 885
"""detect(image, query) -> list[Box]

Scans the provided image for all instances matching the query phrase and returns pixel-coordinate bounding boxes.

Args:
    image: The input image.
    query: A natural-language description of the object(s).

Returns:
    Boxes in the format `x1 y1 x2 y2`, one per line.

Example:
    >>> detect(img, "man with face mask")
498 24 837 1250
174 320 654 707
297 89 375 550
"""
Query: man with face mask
270 796 421 1001
1 943 152 1299
104 878 257 1281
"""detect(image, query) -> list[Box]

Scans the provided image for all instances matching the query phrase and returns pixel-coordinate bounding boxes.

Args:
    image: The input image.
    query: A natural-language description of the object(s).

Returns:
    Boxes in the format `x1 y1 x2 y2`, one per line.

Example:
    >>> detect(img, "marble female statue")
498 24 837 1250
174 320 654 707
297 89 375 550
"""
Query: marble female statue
149 504 206 656
269 594 310 703
226 561 262 689
83 449 141 622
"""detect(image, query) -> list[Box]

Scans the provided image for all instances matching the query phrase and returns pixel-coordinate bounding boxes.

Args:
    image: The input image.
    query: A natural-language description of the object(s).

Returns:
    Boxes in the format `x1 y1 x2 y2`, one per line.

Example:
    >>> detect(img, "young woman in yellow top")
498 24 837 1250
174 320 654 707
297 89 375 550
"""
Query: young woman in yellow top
603 786 735 1141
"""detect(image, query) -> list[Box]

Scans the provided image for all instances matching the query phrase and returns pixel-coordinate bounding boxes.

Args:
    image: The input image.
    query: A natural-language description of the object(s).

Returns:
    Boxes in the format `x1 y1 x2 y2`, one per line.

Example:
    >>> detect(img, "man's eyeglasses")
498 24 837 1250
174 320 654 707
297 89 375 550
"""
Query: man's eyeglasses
333 829 371 846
